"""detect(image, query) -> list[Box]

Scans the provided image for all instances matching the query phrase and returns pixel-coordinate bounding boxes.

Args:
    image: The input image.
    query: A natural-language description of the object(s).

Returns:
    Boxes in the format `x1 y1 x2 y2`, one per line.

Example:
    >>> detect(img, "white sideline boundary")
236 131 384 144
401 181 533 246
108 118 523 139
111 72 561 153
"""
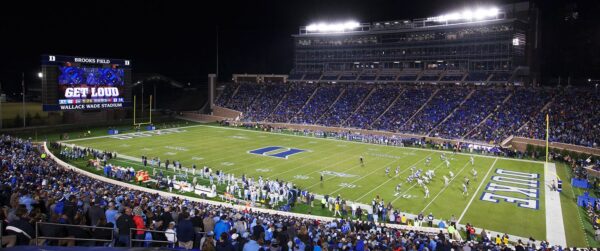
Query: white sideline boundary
545 162 567 246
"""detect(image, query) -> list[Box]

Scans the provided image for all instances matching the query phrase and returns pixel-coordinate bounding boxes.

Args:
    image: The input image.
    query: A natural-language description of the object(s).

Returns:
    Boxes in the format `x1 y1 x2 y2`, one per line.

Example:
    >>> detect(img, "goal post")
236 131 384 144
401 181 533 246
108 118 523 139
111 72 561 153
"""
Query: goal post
133 95 153 127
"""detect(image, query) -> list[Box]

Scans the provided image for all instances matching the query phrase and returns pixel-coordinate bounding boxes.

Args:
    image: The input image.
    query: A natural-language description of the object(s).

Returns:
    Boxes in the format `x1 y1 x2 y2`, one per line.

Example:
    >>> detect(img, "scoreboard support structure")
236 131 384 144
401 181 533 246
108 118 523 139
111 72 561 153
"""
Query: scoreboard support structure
133 95 152 127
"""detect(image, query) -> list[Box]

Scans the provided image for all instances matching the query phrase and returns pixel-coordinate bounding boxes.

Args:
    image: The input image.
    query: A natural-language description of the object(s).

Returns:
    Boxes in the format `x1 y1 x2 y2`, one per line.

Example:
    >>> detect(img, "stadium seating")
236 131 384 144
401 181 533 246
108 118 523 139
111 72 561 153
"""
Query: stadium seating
218 82 599 148
3 135 551 250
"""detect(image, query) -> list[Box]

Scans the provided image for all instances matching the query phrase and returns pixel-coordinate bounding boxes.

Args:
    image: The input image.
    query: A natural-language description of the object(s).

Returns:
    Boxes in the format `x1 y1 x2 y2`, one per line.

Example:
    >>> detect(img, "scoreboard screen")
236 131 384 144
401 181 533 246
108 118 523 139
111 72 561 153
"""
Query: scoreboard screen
41 55 132 111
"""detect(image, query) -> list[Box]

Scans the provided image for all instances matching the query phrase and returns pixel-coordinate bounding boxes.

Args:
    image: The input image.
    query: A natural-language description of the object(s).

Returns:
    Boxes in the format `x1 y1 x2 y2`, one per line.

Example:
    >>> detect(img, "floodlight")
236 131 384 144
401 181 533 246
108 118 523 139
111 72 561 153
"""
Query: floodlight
306 21 359 33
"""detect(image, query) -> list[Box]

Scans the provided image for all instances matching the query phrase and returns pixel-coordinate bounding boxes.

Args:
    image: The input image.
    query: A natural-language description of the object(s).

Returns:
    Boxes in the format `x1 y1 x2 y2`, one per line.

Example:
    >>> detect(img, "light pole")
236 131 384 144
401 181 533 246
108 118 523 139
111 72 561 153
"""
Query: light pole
21 72 25 127
0 81 2 129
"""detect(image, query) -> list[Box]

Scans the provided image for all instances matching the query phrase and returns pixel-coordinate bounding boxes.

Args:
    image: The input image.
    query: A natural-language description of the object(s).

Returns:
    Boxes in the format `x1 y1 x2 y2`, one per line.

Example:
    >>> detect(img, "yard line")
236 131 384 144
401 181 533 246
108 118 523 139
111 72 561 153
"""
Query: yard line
302 147 412 189
201 124 545 164
326 151 422 195
353 152 435 201
420 161 471 212
457 157 498 223
390 160 447 204
264 141 367 179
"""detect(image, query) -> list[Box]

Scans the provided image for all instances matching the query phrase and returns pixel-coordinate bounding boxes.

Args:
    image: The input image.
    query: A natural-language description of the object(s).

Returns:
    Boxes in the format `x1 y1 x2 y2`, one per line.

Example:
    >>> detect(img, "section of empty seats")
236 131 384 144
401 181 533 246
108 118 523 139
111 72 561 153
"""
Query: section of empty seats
464 72 490 82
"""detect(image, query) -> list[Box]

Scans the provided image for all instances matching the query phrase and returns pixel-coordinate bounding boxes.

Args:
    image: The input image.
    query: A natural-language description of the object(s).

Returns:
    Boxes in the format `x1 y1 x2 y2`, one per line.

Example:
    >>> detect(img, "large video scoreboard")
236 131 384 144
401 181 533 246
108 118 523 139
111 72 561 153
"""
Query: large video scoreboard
41 55 132 111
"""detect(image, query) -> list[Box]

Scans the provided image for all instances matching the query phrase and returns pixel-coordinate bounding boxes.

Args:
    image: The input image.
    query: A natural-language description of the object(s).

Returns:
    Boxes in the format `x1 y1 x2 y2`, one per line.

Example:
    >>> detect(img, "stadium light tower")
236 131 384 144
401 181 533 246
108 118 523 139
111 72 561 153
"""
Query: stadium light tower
306 21 360 33
430 7 499 22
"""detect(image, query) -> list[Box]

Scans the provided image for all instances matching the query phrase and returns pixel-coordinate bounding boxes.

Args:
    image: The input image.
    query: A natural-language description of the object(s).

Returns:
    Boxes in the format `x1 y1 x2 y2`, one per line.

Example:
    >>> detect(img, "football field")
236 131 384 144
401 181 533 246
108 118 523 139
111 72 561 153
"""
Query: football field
62 124 548 240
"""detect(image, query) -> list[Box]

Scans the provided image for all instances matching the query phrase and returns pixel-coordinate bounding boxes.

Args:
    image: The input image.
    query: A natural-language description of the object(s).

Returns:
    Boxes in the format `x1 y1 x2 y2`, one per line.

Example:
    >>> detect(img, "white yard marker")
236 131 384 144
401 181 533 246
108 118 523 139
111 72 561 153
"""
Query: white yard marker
457 157 498 223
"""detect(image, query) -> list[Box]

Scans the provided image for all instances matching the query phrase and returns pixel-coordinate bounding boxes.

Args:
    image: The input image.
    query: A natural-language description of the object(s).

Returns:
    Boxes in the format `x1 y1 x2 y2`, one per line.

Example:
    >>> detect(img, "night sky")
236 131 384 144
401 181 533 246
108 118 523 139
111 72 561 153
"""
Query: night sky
0 0 598 95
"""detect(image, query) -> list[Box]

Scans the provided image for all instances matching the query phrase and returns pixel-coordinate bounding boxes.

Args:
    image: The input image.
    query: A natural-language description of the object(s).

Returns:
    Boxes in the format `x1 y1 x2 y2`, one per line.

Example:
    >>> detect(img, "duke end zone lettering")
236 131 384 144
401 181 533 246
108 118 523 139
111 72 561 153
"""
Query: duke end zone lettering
480 169 541 210
60 103 123 110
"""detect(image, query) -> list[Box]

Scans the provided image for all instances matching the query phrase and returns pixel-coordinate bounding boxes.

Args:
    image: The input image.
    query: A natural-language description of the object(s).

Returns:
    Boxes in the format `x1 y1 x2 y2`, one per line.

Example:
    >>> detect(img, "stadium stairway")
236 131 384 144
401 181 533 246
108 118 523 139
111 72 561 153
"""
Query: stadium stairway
427 89 476 136
289 85 320 123
316 87 346 124
229 83 242 101
341 86 376 126
462 92 513 139
265 86 291 122
401 88 440 128
515 94 556 134
370 88 405 128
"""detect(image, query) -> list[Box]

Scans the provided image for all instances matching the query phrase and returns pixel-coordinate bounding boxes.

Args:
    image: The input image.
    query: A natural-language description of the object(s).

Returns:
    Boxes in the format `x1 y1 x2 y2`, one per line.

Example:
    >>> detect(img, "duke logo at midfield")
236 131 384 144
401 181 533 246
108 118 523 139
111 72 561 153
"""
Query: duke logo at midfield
248 146 306 159
480 169 541 210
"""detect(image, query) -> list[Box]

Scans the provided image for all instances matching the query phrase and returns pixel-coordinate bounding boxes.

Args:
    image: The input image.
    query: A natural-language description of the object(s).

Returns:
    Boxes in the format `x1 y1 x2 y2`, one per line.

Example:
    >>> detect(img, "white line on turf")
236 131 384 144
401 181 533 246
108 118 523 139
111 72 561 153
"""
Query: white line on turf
457 157 498 223
303 147 418 189
353 152 435 201
200 125 545 164
390 160 447 204
420 161 471 212
326 150 424 195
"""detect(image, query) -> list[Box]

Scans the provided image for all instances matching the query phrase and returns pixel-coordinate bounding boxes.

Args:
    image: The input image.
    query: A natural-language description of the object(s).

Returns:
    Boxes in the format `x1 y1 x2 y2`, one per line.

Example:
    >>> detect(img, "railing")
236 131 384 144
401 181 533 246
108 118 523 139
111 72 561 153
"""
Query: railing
129 228 206 248
35 222 114 246
129 228 173 248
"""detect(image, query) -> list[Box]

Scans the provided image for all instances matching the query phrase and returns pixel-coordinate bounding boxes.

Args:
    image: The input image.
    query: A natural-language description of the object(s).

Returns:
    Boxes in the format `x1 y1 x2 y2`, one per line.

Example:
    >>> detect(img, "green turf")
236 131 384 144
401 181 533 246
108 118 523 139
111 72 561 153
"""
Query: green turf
61 124 550 240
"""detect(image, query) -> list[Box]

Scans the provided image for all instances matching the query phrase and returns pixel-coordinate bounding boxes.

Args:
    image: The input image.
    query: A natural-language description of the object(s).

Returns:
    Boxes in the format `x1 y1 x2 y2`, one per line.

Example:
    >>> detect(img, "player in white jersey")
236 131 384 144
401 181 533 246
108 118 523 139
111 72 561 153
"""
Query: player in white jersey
472 169 478 181
425 157 431 166
394 183 402 196
445 159 451 168
395 166 400 177
462 183 469 196
464 176 470 187
470 156 475 166
443 175 449 186
385 167 390 177
449 171 454 179
424 186 430 198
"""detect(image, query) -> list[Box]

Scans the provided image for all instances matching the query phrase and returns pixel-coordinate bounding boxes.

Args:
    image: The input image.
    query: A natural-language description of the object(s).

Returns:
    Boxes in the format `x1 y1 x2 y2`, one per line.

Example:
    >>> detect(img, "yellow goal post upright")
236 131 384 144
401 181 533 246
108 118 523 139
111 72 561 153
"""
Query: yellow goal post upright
133 95 153 128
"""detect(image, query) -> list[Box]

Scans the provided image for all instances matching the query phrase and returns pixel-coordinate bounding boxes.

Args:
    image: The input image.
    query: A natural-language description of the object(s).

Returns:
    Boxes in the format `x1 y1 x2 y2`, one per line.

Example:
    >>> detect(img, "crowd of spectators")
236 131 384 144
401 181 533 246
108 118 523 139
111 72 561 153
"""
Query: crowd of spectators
0 135 541 251
518 88 600 148
466 88 552 144
291 85 343 125
318 85 372 127
433 88 509 139
217 82 598 148
373 86 434 133
270 83 317 123
346 86 401 130
401 87 468 135
244 84 288 122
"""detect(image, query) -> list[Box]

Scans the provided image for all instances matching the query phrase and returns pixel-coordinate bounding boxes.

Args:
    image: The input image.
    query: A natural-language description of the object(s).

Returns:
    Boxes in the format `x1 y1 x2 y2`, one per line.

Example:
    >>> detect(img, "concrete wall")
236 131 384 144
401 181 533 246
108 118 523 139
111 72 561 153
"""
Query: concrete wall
240 121 495 147
508 137 600 156
212 106 242 119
